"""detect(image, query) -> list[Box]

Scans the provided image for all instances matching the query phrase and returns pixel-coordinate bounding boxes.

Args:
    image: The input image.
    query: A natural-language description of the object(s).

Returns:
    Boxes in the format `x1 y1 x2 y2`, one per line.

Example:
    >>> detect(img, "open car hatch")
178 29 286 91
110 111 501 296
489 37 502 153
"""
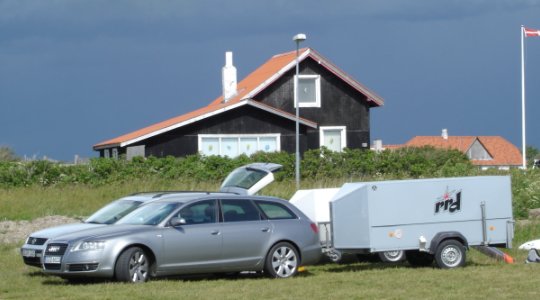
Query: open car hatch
220 163 283 195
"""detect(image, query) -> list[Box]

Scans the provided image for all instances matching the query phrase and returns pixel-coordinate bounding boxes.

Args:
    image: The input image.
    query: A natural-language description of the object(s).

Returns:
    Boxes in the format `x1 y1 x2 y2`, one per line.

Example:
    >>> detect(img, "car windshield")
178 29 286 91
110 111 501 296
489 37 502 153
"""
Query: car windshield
220 167 267 190
85 200 143 225
116 202 180 226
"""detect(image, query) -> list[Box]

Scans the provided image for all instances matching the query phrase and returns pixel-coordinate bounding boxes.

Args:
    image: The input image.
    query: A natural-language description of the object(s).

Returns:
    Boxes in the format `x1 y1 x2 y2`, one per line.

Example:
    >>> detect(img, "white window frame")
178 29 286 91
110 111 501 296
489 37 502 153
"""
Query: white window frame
294 74 321 108
104 149 110 158
198 134 281 157
319 126 347 152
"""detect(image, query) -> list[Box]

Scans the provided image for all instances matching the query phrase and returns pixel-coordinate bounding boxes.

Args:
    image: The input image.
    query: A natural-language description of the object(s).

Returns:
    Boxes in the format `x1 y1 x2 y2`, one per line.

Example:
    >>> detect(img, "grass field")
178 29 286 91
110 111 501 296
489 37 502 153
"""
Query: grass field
1 240 540 300
2 180 540 299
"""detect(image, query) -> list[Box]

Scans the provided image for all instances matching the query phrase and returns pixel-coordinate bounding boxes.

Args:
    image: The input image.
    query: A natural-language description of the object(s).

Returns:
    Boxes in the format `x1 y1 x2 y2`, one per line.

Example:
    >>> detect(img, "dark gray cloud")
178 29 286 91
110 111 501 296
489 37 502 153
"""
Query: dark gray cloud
1 0 540 160
3 0 539 43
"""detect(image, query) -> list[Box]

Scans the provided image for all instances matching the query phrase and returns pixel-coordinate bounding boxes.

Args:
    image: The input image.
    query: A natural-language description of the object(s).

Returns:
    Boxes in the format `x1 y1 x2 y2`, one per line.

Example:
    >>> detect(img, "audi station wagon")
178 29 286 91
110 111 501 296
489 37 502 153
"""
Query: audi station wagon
41 163 321 282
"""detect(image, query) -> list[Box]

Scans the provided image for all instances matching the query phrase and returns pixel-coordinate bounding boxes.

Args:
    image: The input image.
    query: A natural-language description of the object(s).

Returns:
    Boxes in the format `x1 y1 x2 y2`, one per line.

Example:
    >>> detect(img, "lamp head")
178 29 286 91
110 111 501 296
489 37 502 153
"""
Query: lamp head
293 33 307 42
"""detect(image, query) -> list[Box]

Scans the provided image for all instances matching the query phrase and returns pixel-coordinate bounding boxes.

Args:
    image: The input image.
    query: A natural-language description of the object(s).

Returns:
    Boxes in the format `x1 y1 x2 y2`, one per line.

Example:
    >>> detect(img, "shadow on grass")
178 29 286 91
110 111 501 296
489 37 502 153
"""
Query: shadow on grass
323 259 504 273
26 270 49 278
39 270 316 285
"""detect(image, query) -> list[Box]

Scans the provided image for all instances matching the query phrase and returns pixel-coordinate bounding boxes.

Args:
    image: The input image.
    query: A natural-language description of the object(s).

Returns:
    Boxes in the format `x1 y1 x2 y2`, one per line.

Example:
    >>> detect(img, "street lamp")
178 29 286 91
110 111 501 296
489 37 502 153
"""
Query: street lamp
293 33 306 189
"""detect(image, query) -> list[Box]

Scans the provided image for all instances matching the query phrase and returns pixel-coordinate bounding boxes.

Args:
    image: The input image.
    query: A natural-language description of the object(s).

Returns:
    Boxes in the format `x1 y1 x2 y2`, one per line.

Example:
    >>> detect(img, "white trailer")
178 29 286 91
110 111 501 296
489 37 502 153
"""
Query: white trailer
291 176 514 268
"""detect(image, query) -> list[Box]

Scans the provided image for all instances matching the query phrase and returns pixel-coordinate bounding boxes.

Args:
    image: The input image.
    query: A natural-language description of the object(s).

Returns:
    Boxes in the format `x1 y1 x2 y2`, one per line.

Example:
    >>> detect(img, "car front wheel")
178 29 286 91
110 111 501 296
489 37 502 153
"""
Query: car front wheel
264 242 299 278
115 247 150 283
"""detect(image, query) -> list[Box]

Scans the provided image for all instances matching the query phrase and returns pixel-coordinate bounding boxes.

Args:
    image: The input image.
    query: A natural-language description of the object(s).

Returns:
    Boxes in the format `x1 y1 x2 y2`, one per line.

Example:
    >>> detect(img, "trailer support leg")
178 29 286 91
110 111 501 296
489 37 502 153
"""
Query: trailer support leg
481 201 487 245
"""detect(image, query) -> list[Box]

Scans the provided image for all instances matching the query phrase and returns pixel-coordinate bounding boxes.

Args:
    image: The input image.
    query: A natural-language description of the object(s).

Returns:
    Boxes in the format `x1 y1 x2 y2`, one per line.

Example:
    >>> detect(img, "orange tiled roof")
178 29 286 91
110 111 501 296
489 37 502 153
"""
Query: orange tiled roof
94 100 317 149
403 136 522 166
94 48 383 149
209 48 384 107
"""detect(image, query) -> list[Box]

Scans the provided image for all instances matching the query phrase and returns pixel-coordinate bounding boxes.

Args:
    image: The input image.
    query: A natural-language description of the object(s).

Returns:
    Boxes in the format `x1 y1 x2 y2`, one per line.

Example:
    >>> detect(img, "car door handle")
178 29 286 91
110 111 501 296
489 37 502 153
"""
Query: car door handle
261 227 271 233
211 230 221 235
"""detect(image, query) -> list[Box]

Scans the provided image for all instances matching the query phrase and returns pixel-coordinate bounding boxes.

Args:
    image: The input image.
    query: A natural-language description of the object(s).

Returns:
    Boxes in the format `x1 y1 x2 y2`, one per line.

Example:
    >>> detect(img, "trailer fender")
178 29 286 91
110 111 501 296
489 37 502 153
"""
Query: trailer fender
429 232 468 254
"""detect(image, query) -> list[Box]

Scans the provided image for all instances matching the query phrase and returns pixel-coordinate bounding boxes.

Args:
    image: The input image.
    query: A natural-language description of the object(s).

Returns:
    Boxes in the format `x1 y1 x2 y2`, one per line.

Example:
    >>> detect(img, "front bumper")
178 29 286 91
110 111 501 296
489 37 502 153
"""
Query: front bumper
42 243 115 278
21 244 46 267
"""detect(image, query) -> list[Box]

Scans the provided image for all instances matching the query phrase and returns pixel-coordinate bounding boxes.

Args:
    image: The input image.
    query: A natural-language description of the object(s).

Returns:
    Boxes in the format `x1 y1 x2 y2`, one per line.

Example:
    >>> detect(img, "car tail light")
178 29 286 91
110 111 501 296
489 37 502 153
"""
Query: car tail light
310 222 319 234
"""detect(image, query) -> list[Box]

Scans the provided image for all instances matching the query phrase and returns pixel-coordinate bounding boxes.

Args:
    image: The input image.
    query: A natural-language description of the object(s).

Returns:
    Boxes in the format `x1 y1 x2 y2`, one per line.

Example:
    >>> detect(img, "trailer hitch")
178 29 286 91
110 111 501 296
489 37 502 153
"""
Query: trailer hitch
325 249 342 263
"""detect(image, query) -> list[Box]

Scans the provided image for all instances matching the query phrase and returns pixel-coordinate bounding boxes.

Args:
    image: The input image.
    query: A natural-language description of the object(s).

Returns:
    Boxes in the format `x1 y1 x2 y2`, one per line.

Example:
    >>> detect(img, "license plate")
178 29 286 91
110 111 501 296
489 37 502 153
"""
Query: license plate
44 256 62 264
22 249 36 257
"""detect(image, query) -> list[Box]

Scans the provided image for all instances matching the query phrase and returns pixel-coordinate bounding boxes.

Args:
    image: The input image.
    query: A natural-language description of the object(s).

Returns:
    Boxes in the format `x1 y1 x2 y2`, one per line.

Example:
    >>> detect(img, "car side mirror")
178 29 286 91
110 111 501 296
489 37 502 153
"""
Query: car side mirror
169 217 187 227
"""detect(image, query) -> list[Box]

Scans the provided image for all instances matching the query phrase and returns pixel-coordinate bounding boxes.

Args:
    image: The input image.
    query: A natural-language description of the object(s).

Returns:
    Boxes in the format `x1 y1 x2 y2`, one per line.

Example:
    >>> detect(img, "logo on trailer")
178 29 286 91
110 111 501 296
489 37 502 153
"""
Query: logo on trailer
435 187 461 214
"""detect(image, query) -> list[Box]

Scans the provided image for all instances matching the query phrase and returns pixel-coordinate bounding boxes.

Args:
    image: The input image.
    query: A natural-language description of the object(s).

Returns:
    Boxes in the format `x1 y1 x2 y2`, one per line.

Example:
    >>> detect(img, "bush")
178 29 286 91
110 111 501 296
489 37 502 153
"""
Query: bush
1 147 539 219
0 147 476 188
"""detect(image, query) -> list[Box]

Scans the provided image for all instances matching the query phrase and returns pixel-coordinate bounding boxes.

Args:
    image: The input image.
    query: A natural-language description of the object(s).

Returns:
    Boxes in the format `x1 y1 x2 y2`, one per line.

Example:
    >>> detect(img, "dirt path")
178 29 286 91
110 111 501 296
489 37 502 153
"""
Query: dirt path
0 216 80 244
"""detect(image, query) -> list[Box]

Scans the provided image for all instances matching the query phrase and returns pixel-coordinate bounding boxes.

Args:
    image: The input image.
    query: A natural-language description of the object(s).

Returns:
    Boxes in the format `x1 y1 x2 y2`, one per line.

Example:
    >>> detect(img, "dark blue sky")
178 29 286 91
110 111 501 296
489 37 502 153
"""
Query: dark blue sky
1 0 540 161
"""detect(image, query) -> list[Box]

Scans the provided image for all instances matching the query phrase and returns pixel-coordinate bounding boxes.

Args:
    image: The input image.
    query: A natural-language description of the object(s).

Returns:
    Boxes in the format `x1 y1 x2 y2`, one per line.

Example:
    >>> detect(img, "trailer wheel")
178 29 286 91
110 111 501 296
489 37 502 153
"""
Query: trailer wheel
406 251 434 267
435 239 466 269
378 250 406 263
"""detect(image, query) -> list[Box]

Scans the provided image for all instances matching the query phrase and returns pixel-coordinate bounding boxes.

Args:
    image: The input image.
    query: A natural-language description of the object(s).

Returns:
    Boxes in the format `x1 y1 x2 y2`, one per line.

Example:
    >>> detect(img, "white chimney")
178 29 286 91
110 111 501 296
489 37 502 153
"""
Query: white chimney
442 128 448 140
222 51 237 102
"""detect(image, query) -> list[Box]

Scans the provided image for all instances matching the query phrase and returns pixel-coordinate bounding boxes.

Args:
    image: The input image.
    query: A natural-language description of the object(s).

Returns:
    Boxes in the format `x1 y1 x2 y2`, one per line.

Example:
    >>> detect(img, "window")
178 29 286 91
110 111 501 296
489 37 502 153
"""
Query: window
176 200 216 225
295 75 321 108
221 138 239 158
85 200 143 225
320 126 346 152
112 148 119 159
199 134 280 157
127 145 145 160
466 140 492 161
104 149 110 158
116 202 180 226
239 137 257 156
255 201 297 220
200 137 219 156
221 199 261 222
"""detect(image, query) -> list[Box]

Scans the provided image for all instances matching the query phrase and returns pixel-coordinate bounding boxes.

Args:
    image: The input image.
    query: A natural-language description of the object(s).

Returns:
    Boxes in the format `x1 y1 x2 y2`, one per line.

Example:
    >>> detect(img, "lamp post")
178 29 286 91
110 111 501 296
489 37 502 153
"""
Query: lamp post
293 33 306 189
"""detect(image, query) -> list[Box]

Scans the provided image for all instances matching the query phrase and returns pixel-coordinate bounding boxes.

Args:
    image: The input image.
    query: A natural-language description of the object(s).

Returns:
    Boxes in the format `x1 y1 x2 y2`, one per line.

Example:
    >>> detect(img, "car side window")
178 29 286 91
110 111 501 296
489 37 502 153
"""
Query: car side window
176 200 216 225
221 199 262 222
255 201 297 220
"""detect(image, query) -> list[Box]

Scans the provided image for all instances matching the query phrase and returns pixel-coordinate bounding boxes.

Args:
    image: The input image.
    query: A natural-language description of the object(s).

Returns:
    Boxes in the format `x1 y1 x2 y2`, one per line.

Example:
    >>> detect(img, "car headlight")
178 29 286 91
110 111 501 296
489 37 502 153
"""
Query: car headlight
71 241 106 252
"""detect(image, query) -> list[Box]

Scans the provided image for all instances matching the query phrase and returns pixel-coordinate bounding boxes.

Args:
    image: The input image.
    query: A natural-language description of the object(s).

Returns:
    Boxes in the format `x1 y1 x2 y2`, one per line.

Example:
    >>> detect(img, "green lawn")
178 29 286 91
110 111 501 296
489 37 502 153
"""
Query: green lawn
1 243 539 300
2 181 540 299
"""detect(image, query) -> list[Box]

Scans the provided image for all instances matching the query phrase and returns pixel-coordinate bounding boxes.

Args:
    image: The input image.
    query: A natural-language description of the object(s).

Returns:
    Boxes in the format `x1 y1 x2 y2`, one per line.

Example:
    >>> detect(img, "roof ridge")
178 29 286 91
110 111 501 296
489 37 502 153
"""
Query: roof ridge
272 47 310 58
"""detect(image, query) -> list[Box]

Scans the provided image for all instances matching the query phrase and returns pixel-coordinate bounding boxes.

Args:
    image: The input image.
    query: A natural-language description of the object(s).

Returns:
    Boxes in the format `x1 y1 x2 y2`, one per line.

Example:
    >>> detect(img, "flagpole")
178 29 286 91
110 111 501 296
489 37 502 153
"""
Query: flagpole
521 25 527 169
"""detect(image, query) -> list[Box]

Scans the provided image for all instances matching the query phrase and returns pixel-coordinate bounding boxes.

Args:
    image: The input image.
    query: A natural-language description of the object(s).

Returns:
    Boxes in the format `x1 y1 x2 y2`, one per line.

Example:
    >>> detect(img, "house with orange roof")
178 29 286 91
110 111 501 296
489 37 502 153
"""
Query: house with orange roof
387 129 523 170
93 48 384 159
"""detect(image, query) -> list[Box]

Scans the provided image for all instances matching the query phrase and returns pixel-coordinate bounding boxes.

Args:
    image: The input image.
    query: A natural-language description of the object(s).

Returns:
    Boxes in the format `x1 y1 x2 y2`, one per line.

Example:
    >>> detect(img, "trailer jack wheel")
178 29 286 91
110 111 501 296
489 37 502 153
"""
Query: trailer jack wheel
435 239 466 269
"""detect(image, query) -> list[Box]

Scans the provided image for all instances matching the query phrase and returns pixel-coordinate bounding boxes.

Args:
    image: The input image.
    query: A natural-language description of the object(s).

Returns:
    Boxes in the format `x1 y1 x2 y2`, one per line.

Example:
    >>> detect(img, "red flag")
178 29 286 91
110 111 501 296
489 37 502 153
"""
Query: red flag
524 27 540 37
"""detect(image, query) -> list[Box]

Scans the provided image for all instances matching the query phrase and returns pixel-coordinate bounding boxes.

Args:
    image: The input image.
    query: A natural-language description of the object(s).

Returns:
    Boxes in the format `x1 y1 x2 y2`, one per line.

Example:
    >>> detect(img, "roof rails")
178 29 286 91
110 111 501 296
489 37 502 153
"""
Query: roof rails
128 191 238 198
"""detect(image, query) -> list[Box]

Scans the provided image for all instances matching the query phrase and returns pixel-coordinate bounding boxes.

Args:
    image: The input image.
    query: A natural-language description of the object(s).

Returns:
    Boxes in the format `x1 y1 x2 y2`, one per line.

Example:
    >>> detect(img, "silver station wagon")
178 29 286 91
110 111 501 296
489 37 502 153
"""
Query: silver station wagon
41 163 321 282
20 192 182 267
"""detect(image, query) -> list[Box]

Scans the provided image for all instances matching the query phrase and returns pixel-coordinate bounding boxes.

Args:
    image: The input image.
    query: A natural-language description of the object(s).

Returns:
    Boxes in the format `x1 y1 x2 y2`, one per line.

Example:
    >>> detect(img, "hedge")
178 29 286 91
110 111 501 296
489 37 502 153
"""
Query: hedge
1 147 539 218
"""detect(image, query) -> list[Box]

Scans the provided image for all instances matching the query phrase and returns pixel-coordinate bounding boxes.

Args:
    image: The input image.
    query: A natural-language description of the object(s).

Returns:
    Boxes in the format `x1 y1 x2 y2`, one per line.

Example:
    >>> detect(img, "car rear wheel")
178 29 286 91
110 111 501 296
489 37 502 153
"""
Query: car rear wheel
115 247 150 283
264 242 299 278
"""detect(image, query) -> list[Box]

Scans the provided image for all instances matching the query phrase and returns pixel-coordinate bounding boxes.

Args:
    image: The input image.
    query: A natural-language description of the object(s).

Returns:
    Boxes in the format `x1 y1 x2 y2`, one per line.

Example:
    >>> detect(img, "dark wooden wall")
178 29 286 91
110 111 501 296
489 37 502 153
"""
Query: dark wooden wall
131 105 309 157
254 57 371 149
